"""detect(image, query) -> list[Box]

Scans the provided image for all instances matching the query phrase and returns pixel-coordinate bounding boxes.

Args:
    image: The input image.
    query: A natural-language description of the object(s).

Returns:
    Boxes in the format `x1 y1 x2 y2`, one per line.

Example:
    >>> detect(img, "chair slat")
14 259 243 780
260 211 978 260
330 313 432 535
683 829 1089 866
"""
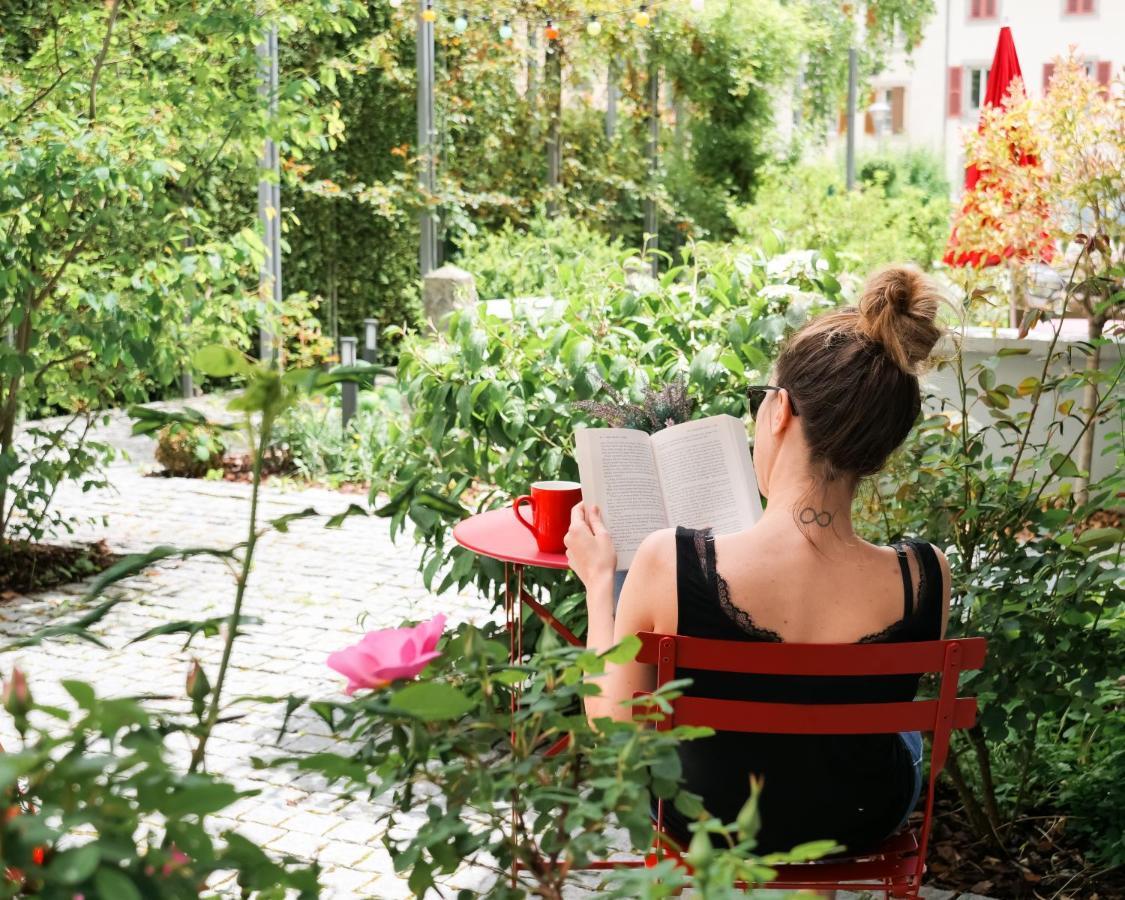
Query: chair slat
636 633 986 675
671 696 978 734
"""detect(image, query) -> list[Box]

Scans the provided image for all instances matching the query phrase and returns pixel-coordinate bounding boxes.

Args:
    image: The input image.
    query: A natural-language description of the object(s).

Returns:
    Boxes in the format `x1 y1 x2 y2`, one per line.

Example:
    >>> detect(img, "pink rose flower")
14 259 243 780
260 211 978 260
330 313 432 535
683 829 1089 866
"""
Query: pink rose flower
327 614 446 694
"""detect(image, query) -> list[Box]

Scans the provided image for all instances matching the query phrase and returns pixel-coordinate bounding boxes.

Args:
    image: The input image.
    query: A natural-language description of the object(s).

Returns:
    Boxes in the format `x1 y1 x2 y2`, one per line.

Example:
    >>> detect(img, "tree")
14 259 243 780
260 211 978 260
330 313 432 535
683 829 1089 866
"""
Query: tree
0 0 367 544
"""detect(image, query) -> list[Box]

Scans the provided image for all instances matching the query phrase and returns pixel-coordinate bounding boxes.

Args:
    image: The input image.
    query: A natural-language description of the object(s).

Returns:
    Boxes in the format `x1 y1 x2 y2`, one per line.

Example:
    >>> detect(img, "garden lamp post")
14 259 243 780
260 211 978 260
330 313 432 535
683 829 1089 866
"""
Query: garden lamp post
417 0 437 276
363 319 379 364
340 336 357 428
256 24 281 364
845 46 858 190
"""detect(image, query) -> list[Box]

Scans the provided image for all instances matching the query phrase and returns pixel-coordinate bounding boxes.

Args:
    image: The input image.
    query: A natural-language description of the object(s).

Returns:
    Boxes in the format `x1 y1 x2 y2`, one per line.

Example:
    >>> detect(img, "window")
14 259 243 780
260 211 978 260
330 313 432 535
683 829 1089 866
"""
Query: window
968 66 990 112
1064 0 1095 13
969 0 998 19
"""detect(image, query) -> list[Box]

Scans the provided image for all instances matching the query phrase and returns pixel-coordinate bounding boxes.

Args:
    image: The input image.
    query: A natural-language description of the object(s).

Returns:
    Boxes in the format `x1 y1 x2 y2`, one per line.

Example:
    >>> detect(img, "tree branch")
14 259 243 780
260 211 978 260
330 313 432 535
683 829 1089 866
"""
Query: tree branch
88 0 123 122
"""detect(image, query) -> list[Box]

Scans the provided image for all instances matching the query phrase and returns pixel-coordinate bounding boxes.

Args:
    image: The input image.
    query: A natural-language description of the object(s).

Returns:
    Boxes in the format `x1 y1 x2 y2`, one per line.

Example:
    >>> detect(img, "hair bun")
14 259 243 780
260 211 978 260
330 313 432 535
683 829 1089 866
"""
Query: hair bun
856 265 943 374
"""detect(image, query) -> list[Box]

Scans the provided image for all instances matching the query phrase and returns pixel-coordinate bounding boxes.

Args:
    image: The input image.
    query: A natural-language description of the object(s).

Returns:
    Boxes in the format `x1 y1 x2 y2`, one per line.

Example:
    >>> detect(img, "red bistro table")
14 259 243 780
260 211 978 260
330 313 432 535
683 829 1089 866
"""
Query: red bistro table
453 507 584 659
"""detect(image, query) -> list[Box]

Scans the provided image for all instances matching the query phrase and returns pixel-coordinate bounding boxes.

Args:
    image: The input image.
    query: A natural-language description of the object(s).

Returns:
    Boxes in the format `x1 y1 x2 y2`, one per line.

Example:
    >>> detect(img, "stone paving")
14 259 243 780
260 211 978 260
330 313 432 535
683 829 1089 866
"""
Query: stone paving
1 401 994 899
2 400 500 898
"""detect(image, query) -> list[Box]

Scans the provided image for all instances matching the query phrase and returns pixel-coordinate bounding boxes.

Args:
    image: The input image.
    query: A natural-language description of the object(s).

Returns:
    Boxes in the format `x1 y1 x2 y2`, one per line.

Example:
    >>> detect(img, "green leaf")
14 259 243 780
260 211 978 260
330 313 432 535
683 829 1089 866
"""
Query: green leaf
194 345 247 377
62 680 97 709
1076 527 1122 550
47 844 100 885
1050 452 1080 478
95 866 143 900
161 779 244 818
389 682 474 721
997 347 1031 357
602 634 641 665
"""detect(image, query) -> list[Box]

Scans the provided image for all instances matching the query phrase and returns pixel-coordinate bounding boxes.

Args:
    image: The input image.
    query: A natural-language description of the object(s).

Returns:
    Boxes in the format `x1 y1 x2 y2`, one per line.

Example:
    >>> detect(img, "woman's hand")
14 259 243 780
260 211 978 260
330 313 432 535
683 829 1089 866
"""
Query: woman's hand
564 503 617 593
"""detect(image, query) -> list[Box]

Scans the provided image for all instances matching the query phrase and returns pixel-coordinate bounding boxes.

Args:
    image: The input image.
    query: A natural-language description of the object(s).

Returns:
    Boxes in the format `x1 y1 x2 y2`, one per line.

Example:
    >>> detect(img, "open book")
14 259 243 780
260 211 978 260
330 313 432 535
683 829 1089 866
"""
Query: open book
574 414 763 569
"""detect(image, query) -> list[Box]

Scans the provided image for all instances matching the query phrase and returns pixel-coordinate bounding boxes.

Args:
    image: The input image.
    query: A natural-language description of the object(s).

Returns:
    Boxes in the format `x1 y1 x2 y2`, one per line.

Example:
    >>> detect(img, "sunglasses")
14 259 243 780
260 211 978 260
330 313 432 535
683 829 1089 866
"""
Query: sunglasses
746 385 799 420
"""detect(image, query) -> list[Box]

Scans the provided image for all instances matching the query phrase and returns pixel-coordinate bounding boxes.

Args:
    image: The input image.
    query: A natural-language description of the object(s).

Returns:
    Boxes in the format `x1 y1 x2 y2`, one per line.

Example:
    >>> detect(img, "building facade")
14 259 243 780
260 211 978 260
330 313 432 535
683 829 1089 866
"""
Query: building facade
825 0 1122 191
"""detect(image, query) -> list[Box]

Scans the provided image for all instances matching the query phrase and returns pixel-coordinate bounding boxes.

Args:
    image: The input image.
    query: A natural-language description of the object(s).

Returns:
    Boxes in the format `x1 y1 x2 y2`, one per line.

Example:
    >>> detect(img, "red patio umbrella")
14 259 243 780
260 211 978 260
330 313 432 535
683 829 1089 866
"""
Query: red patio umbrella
943 26 1054 269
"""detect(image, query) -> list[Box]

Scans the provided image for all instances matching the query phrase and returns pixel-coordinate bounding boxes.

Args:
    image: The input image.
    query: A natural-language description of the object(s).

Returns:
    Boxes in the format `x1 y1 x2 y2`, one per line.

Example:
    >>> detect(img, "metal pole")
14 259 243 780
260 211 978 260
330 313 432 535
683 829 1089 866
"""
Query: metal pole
363 319 379 364
256 25 280 364
340 337 357 428
545 35 562 216
605 60 617 139
644 51 660 277
845 47 857 191
417 0 437 276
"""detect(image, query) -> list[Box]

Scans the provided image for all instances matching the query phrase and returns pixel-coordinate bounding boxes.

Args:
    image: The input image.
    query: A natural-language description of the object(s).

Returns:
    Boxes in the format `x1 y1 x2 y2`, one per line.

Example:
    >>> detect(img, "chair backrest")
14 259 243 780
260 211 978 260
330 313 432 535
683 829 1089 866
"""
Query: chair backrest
634 632 987 872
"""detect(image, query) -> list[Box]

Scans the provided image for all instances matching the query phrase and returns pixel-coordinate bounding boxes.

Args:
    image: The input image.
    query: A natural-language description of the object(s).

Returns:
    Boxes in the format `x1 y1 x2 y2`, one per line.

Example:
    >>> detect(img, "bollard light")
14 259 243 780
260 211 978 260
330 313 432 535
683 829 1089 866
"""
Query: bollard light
363 318 379 364
340 336 358 428
339 336 357 366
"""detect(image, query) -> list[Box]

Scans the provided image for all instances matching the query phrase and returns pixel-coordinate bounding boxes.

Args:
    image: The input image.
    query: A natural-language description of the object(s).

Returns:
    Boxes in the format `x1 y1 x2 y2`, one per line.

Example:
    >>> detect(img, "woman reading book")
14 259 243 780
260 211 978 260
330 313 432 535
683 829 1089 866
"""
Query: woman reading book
564 264 952 855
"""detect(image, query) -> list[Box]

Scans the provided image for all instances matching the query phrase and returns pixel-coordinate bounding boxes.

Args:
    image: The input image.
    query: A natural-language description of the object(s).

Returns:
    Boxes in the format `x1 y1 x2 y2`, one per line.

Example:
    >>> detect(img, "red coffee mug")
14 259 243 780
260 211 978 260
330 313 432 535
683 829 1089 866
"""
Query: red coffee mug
513 481 583 554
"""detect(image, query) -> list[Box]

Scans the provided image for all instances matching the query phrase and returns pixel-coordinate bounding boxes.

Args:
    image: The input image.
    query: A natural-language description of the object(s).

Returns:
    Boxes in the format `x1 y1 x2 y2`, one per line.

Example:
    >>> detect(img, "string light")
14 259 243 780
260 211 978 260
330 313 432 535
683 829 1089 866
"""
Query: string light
453 11 469 32
586 15 602 36
388 0 402 7
633 4 651 27
545 18 560 40
499 19 513 40
421 1 436 23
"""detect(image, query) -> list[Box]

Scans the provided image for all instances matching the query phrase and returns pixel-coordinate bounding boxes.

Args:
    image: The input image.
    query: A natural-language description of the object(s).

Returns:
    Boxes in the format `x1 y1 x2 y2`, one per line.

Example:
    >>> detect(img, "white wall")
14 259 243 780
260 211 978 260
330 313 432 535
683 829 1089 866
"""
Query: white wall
823 0 1123 191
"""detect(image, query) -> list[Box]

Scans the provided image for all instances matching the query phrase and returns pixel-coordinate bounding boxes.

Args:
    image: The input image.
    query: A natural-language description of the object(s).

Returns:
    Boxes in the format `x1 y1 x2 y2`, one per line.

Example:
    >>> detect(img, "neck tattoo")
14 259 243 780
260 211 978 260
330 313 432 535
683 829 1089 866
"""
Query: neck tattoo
799 507 834 528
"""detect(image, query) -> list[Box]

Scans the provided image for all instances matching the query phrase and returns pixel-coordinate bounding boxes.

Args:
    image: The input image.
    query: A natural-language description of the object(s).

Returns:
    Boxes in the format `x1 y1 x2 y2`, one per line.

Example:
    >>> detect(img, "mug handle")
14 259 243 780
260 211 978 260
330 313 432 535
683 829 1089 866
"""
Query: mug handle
513 495 537 536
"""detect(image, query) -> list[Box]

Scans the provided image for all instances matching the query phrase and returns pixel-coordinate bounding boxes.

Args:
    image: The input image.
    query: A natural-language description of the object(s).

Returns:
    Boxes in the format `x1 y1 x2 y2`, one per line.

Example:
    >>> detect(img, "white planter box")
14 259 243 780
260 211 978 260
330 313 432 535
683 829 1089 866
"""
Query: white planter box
924 321 1122 483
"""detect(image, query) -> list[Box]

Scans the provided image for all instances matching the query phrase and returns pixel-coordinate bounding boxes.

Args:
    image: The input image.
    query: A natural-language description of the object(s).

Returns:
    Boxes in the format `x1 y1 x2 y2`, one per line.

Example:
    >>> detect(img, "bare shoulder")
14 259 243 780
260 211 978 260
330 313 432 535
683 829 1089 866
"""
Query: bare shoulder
632 527 678 571
617 528 679 634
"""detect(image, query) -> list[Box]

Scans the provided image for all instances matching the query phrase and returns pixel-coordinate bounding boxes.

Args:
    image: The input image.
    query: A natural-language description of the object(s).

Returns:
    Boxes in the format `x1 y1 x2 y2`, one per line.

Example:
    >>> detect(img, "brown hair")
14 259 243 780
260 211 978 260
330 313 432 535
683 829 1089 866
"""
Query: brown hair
774 264 944 482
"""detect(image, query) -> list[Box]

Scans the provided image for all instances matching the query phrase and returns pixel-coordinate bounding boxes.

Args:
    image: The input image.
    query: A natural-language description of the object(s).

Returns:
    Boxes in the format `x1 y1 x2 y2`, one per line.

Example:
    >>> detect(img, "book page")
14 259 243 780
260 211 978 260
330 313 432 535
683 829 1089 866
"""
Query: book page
575 428 668 569
650 415 762 534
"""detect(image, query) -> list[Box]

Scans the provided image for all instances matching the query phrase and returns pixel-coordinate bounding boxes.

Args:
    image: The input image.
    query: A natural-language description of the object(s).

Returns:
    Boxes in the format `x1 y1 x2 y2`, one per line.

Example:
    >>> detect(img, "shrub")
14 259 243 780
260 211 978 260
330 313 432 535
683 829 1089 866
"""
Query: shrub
453 215 629 301
730 155 951 272
154 423 227 478
369 241 845 641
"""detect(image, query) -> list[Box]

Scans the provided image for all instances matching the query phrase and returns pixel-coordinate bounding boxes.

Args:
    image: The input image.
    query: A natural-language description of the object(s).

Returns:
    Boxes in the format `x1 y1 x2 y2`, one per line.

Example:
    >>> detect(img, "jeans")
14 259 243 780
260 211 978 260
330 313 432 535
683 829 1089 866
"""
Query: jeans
895 730 924 832
613 568 628 612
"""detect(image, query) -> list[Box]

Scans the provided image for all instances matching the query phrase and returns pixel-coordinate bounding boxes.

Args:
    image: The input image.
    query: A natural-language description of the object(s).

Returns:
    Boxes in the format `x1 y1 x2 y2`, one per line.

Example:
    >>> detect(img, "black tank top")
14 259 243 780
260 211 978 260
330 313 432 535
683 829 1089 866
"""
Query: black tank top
659 526 945 854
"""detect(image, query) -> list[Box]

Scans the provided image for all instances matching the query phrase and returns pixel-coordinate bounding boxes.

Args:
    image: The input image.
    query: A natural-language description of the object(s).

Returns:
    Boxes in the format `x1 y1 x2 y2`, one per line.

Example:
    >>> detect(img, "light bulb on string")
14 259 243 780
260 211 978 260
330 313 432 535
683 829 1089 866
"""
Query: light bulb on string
388 0 402 8
453 11 468 32
421 1 436 23
499 19 513 40
586 15 601 36
633 4 651 27
545 19 559 41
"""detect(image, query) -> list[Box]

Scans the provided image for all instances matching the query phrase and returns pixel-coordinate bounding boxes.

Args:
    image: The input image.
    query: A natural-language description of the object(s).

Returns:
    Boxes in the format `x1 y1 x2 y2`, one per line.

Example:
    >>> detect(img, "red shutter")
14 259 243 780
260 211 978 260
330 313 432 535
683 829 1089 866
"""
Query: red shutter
948 66 962 117
1081 0 1095 12
891 86 905 134
970 0 982 17
1096 60 1112 96
1043 62 1055 94
984 0 996 16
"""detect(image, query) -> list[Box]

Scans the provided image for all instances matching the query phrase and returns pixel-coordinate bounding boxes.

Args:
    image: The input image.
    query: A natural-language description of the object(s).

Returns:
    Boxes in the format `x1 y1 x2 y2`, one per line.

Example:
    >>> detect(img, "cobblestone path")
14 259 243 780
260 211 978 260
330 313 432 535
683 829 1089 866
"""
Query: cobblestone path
1 401 498 898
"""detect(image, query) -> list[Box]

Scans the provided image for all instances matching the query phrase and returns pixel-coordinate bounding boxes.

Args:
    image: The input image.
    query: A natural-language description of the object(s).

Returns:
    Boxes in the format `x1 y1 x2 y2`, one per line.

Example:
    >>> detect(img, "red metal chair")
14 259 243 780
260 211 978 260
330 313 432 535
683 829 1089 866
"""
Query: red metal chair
624 632 987 898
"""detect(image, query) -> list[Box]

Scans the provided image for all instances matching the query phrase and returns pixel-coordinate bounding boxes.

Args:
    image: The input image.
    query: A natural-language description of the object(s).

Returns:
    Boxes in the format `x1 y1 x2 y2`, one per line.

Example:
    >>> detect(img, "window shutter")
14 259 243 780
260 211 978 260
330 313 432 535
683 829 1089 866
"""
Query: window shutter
1096 61 1112 89
970 0 982 17
1065 0 1079 13
891 86 905 133
948 66 962 117
1081 0 1095 12
984 0 996 16
1043 63 1055 94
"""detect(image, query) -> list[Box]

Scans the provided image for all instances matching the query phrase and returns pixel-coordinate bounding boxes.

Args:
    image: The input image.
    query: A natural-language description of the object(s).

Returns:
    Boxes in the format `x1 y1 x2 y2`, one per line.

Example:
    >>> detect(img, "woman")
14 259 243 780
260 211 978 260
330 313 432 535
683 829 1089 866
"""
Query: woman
564 264 953 855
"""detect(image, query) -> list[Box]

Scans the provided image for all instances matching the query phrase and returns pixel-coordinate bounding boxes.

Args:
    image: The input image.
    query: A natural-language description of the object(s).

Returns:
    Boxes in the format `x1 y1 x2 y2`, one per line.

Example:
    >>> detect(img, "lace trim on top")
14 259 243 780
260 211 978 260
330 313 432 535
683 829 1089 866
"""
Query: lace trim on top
693 528 925 645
